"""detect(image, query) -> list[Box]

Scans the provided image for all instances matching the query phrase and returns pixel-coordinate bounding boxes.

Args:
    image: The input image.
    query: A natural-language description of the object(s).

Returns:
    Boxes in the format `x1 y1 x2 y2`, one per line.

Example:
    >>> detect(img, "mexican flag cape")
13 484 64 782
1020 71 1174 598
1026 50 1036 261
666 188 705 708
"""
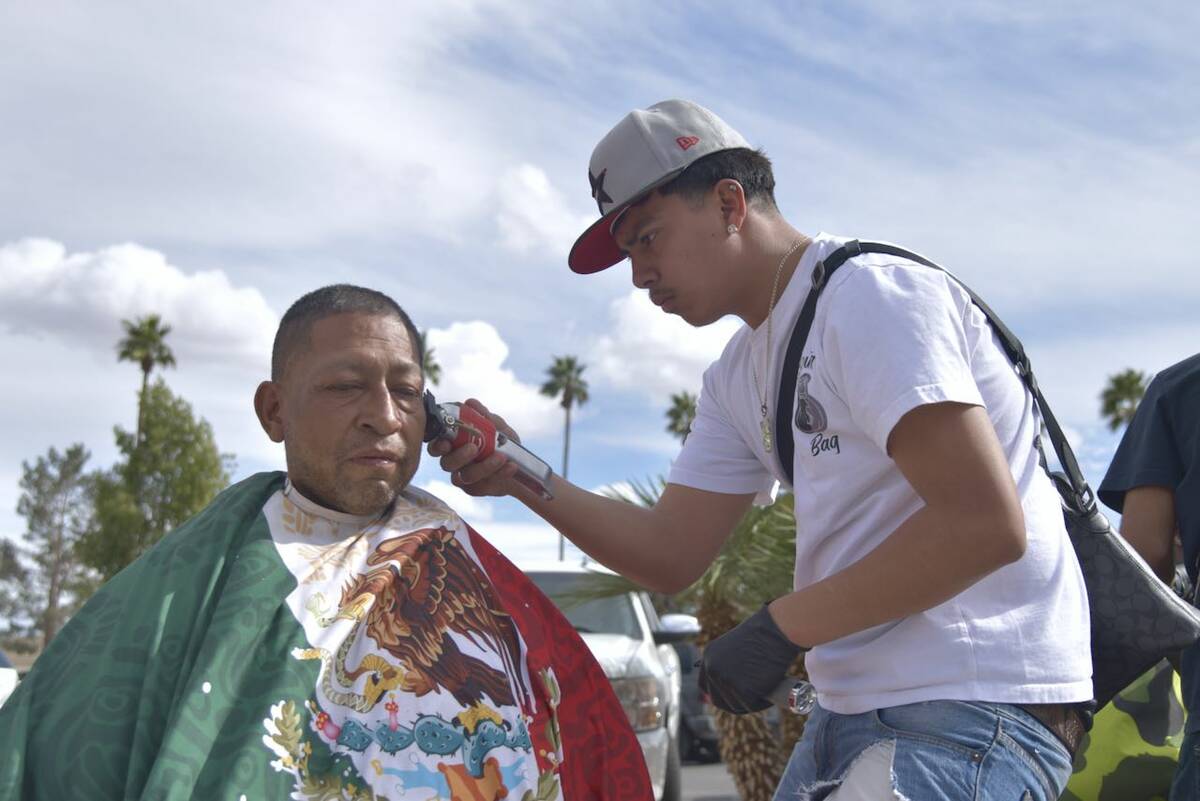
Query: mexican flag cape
0 472 651 801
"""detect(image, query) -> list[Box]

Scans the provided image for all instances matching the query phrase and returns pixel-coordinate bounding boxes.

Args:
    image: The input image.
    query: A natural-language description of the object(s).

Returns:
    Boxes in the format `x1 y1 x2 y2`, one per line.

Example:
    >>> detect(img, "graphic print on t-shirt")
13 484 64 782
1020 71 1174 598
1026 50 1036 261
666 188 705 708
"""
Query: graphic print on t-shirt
794 372 828 435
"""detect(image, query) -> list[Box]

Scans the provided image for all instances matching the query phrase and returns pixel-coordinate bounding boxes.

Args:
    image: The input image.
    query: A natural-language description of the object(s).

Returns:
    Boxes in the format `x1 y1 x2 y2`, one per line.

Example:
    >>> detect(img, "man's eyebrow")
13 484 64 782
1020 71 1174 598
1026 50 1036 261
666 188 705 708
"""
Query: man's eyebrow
619 215 658 252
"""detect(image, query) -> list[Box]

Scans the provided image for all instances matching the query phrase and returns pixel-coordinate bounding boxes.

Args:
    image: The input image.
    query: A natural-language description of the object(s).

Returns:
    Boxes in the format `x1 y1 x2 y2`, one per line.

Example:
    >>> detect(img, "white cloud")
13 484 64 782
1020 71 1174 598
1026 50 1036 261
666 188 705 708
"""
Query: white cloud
800 141 1200 307
591 291 740 404
425 321 561 439
586 430 681 459
3 0 1198 566
0 238 286 528
0 313 286 546
0 4 614 253
0 238 276 371
496 164 595 256
1059 424 1084 453
419 479 494 523
1027 320 1200 430
475 520 587 568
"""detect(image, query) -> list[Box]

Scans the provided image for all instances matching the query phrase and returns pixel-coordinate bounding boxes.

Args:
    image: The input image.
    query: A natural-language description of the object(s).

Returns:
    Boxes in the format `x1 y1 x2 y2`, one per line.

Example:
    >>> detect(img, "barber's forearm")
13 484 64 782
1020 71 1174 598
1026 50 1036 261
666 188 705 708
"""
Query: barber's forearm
768 502 1025 648
514 477 706 593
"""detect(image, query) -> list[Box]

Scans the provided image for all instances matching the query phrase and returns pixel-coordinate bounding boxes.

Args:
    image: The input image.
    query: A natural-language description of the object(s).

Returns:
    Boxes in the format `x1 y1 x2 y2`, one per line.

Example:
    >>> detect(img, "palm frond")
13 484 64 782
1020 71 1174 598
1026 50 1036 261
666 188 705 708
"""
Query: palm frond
602 475 665 508
578 475 796 621
551 570 647 609
665 391 697 443
680 493 795 616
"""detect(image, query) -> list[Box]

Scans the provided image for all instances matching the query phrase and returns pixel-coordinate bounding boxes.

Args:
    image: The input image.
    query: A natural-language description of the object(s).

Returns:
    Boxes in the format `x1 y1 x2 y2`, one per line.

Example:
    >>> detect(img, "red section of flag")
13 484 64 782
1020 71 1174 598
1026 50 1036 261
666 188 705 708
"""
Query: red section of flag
467 527 654 801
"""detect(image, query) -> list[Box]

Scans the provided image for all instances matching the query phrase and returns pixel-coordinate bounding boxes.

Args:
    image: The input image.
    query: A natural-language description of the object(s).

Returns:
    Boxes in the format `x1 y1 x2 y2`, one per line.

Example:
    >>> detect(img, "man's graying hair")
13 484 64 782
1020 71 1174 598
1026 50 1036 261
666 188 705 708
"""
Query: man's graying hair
271 284 424 381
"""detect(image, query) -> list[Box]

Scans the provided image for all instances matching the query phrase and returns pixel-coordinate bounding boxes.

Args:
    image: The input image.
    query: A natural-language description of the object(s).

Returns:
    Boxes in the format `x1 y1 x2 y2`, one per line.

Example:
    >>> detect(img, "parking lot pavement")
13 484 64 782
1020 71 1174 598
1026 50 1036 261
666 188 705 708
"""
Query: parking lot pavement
682 761 739 801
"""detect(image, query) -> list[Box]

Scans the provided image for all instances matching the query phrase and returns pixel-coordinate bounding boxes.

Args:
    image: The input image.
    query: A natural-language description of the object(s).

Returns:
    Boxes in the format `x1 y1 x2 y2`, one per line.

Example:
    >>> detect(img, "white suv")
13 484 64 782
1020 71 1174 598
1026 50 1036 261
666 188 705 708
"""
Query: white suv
0 649 18 708
522 562 696 801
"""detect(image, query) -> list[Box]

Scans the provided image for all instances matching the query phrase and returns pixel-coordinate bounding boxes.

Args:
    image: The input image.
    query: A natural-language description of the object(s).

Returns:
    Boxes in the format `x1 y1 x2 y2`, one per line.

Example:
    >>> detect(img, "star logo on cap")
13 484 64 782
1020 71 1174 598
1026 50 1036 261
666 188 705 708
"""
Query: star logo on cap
589 168 613 214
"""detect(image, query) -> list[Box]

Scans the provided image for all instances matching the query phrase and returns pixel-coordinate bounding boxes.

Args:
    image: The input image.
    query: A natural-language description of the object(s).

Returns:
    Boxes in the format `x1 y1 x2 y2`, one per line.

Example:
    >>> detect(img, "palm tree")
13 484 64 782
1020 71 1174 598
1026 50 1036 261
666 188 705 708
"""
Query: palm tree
117 314 176 445
665 391 698 444
593 480 806 801
419 330 442 386
540 355 590 479
1100 368 1148 431
541 355 589 560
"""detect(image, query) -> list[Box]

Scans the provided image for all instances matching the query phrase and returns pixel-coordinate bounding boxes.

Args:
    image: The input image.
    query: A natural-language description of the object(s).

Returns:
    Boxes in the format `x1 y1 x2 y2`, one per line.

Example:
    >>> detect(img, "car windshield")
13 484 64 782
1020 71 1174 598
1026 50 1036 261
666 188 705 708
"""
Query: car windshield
526 571 642 639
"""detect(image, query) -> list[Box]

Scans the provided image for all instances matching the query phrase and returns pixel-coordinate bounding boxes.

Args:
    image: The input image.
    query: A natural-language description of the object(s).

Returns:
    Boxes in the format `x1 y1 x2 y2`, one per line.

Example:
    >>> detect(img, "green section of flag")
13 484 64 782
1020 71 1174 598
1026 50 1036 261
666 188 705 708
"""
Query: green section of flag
0 471 360 800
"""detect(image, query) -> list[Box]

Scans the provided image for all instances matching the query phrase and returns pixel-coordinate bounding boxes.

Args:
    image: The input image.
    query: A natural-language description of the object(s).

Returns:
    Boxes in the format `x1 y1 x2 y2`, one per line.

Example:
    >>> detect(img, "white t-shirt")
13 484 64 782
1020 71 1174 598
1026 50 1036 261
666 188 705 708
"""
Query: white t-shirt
669 232 1092 715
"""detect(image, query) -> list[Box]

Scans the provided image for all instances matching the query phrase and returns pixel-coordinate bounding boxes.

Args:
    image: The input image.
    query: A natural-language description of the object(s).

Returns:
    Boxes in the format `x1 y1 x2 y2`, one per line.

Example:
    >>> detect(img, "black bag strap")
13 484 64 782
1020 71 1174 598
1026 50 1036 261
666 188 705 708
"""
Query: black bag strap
775 240 1096 515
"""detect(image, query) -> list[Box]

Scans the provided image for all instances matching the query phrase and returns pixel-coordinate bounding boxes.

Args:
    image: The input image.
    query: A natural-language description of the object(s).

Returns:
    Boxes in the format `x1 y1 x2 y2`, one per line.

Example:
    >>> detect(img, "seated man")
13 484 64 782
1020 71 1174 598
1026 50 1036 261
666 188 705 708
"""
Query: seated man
0 285 649 801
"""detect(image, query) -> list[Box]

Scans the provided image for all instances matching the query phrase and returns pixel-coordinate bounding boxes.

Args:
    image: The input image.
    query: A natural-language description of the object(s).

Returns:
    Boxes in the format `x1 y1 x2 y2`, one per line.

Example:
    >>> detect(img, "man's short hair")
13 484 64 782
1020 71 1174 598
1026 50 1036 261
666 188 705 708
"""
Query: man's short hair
271 284 424 381
657 147 778 212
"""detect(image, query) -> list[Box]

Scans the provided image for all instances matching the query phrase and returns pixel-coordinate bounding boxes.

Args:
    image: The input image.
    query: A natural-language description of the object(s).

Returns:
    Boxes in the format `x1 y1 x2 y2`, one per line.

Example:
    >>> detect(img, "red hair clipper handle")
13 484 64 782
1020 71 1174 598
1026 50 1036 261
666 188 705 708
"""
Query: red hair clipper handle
430 400 555 501
448 402 498 460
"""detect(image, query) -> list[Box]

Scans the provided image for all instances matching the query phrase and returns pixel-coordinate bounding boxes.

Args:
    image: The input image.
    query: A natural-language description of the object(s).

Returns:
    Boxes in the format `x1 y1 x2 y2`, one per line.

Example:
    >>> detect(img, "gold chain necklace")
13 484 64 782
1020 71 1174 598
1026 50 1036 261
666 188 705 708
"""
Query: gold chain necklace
751 236 809 452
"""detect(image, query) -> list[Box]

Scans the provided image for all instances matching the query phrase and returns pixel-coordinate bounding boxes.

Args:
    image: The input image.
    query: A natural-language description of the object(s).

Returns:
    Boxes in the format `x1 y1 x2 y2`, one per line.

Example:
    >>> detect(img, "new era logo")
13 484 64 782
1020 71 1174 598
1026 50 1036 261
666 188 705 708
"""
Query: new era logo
676 136 700 150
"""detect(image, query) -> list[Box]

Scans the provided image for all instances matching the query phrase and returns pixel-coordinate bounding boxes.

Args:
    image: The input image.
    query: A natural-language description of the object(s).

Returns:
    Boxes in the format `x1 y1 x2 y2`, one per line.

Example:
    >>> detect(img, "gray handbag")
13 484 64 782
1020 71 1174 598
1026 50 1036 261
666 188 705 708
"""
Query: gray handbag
775 239 1200 708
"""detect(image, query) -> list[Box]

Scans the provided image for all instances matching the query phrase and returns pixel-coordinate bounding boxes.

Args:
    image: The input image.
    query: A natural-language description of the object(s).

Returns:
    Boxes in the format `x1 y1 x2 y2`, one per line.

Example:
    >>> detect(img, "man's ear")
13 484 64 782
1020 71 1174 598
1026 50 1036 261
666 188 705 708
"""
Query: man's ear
254 381 285 443
717 180 747 231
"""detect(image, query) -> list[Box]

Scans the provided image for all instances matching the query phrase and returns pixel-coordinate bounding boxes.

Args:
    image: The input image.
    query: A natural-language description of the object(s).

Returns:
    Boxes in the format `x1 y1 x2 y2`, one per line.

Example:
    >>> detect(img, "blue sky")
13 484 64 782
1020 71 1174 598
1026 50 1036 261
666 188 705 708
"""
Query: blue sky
1 2 1197 563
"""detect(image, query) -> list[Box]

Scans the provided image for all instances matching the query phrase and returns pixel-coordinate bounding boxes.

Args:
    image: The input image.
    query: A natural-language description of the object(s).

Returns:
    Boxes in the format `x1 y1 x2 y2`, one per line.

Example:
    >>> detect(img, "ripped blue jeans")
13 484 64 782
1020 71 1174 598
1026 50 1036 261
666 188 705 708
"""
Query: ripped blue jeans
772 700 1074 800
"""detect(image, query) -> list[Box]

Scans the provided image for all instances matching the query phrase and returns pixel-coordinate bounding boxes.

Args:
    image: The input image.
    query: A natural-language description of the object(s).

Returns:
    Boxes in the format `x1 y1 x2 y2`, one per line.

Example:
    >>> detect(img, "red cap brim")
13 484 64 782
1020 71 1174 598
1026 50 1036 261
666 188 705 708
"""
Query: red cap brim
568 208 628 274
567 167 688 275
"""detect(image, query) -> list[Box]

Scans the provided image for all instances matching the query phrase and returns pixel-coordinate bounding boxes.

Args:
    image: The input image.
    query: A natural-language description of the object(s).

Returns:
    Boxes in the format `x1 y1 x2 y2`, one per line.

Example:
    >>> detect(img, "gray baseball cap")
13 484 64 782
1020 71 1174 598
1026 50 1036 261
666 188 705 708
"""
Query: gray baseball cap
568 99 751 274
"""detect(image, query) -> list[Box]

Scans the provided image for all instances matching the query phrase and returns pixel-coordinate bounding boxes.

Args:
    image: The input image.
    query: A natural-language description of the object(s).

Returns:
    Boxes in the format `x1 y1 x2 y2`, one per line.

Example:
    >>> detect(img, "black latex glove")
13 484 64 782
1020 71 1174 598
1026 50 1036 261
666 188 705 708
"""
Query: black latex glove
698 604 806 714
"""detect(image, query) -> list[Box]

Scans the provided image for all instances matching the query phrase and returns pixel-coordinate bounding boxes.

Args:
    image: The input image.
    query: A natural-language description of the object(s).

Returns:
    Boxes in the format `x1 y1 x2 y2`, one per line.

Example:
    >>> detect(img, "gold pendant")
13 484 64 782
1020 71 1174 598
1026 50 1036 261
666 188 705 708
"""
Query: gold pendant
761 419 773 453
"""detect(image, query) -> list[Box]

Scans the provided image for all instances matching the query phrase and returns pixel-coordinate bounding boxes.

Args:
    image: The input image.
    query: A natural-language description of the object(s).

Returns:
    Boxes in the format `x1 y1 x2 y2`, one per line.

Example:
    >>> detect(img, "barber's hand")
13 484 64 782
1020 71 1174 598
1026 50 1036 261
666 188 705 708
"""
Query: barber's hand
699 604 807 714
427 399 525 498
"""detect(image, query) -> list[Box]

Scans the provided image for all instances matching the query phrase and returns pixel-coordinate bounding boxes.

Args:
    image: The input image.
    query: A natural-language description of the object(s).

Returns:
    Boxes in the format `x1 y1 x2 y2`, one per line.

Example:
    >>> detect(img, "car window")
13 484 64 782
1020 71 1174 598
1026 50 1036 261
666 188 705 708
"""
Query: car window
637 593 662 630
0 650 12 669
526 572 642 639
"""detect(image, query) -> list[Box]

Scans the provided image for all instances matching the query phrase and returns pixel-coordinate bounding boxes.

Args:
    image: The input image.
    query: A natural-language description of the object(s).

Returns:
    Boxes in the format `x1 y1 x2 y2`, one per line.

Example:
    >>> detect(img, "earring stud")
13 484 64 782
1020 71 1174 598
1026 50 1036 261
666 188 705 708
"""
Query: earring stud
726 224 738 235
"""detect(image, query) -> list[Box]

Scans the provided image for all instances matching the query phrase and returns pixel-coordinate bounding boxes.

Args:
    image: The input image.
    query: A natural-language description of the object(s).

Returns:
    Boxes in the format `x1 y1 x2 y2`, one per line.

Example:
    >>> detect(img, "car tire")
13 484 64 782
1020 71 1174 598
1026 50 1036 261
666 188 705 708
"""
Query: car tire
695 738 721 764
660 734 683 801
678 719 695 763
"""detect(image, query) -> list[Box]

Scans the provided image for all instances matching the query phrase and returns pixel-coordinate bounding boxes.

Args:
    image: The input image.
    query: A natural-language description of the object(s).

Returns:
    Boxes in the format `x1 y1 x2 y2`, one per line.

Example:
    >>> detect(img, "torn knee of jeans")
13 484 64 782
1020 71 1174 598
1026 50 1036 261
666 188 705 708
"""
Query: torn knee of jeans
790 777 841 801
792 740 909 801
